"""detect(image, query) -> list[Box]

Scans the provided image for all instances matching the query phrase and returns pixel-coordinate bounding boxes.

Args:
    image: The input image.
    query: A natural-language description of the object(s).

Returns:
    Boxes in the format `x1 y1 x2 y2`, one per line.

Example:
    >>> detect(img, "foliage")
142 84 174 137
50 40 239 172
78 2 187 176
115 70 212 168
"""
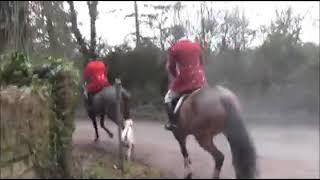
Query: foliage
0 1 29 53
105 42 166 105
0 52 33 87
1 1 318 119
251 7 305 86
29 1 77 58
0 52 80 178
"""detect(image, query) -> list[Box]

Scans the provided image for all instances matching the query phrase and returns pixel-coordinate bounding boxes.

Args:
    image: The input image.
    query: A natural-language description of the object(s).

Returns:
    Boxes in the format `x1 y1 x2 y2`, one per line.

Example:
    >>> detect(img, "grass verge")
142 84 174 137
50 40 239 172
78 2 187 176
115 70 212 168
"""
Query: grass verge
71 145 162 179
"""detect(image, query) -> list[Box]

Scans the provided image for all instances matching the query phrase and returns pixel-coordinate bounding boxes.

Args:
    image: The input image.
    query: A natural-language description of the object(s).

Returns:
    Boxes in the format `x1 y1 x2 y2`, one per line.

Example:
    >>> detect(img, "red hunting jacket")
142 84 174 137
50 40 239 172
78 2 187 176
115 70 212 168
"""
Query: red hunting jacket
84 60 111 93
167 38 208 93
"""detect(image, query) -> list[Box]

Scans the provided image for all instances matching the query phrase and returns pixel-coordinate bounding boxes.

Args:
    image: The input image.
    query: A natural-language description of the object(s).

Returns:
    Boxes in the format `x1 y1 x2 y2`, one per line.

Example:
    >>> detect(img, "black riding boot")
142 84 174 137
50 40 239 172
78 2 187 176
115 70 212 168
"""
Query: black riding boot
164 102 177 131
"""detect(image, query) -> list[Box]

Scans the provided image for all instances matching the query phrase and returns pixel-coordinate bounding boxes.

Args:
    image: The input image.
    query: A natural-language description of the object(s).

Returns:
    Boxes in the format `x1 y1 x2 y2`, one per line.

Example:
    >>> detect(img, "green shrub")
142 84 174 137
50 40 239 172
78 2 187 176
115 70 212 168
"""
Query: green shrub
0 52 80 178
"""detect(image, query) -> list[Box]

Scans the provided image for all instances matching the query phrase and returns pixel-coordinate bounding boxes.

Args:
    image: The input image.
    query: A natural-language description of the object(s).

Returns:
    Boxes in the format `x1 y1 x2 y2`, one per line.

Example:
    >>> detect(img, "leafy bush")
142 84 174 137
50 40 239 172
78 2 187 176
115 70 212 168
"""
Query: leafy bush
0 52 80 178
105 45 167 106
0 52 33 87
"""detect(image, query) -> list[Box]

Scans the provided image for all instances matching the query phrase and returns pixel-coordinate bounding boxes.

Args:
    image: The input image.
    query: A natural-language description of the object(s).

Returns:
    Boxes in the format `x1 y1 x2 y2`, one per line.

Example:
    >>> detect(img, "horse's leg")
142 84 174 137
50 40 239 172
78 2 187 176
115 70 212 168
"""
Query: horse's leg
195 133 224 179
174 134 192 179
89 113 99 142
125 143 134 161
131 144 135 161
100 115 114 138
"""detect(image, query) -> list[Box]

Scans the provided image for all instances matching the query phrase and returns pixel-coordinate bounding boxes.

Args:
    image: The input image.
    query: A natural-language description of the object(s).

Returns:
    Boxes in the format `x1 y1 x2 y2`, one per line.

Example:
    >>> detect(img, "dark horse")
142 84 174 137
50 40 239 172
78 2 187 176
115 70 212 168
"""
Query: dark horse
83 85 132 142
169 85 257 179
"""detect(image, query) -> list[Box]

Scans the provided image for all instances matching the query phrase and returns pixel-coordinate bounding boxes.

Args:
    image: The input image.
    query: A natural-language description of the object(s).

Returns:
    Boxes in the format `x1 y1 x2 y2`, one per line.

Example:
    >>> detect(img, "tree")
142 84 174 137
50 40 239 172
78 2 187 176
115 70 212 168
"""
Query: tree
141 3 172 51
88 1 98 57
196 2 220 60
253 7 305 86
27 1 76 58
0 1 14 53
41 1 58 54
219 7 256 53
124 1 142 49
173 1 185 26
0 1 29 53
67 1 98 62
134 1 141 48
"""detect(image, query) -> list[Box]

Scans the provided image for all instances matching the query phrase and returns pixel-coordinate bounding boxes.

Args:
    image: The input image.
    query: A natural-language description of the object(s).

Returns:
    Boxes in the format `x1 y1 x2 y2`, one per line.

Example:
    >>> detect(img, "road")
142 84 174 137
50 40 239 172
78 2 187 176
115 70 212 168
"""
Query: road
73 119 319 179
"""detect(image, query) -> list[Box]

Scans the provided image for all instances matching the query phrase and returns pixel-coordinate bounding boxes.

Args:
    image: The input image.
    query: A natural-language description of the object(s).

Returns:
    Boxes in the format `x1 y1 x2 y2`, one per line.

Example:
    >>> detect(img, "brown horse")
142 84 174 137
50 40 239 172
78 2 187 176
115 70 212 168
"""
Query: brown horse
169 85 257 179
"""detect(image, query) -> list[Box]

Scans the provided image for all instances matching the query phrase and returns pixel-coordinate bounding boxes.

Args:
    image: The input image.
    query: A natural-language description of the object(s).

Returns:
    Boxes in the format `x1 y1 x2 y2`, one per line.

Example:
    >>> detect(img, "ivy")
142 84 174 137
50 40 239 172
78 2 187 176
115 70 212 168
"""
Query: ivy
0 52 80 178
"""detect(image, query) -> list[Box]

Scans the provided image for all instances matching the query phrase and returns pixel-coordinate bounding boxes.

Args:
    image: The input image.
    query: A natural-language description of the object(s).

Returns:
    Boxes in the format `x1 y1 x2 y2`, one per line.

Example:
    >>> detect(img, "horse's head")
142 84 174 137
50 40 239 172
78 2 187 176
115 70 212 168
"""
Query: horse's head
124 118 133 128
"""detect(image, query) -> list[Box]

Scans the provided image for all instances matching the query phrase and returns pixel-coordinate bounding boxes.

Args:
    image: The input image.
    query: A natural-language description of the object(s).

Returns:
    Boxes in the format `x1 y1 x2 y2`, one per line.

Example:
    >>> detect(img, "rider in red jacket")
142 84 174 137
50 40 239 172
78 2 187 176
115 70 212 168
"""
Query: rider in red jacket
84 58 111 106
164 27 208 130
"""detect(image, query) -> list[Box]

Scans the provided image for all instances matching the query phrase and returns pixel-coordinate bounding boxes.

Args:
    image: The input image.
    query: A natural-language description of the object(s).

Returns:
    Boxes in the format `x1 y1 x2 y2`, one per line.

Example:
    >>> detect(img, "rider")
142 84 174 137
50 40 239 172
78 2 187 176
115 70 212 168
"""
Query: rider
83 57 132 123
164 26 208 131
83 57 111 107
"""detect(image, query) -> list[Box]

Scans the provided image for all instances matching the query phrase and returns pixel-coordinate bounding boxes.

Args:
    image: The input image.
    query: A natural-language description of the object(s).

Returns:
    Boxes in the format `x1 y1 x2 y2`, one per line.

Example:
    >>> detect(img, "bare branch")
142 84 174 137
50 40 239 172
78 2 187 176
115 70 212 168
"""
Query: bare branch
67 1 89 58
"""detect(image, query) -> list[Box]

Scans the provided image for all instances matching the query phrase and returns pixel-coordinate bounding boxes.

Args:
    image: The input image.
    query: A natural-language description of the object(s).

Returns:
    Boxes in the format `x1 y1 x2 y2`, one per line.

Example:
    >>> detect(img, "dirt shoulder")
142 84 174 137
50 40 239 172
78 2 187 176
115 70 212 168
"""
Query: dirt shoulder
71 141 163 179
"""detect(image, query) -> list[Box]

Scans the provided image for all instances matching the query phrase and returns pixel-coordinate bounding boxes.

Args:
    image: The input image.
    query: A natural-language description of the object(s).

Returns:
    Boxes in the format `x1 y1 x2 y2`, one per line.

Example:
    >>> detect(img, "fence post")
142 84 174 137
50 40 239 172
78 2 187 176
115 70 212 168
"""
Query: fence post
115 78 124 173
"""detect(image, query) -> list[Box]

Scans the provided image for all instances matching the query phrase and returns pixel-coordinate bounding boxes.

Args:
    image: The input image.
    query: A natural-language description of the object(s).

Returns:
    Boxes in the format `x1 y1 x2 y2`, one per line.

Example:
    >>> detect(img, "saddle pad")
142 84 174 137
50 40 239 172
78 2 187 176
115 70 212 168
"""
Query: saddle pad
174 88 201 114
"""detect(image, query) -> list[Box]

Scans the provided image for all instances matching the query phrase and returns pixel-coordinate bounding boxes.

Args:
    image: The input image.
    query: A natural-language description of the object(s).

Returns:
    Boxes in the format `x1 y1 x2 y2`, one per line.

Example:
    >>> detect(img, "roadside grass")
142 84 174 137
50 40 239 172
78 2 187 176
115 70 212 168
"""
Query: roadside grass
71 145 162 179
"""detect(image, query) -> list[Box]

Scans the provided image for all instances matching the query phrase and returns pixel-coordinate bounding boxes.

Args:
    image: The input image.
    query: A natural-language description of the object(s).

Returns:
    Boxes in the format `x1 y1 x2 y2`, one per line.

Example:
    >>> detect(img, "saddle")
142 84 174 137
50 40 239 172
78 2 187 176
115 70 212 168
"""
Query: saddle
172 88 202 114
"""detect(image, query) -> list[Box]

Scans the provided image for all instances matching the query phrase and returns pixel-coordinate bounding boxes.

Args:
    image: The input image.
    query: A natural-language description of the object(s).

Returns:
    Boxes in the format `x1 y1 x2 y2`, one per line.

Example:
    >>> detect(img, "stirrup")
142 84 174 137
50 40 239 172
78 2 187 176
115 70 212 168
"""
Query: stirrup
164 121 177 131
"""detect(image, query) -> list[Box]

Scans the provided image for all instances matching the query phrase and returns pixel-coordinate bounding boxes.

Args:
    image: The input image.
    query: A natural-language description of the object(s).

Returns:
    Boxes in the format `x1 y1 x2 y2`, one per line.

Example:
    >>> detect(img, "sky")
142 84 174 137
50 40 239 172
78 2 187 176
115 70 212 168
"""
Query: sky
70 1 319 48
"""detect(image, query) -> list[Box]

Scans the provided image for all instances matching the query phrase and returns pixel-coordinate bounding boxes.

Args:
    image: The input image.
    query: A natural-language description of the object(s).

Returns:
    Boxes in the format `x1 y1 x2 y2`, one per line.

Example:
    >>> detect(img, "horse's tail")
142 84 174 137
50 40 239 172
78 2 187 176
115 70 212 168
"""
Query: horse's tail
220 97 257 179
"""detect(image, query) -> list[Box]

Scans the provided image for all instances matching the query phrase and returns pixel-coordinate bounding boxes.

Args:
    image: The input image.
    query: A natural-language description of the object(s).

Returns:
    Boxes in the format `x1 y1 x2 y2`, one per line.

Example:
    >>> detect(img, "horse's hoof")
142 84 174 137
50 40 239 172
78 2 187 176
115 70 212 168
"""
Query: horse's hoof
184 173 192 179
213 169 220 179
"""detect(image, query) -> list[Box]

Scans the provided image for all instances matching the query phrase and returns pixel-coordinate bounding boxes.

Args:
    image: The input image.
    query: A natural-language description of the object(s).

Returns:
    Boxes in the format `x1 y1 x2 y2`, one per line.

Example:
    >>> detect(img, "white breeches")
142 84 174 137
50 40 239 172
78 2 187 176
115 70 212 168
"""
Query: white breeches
164 89 179 103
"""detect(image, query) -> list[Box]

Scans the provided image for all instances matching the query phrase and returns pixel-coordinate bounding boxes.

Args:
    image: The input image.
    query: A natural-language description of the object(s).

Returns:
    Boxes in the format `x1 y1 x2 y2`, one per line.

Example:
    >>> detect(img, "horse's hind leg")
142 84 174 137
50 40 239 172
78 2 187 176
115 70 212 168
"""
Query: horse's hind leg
195 133 224 179
100 115 114 138
89 114 99 142
174 134 192 179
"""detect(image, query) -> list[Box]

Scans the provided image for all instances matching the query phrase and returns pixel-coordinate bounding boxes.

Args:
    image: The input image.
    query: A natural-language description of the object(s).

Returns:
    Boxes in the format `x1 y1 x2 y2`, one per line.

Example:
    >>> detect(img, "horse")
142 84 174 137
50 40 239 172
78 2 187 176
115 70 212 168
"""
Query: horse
167 85 257 179
83 85 135 161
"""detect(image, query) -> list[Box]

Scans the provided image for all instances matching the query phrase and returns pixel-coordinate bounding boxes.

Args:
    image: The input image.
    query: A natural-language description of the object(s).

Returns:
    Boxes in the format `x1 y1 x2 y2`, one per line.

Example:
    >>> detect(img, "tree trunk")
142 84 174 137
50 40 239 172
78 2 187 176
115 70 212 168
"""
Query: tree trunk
88 1 98 58
200 2 208 64
134 1 140 48
200 2 205 48
42 1 58 55
67 1 89 60
0 1 13 53
16 1 28 52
